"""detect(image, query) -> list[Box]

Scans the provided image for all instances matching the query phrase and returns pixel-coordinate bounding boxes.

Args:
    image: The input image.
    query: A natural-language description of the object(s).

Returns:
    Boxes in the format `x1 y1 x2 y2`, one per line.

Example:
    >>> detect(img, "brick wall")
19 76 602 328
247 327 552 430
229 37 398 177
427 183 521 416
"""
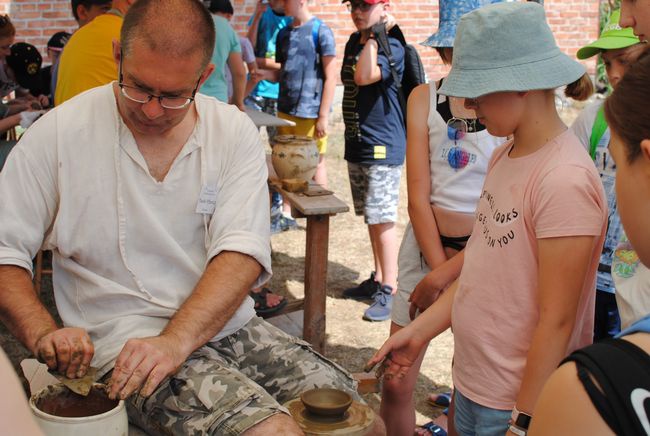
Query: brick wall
1 0 599 76
0 1 77 62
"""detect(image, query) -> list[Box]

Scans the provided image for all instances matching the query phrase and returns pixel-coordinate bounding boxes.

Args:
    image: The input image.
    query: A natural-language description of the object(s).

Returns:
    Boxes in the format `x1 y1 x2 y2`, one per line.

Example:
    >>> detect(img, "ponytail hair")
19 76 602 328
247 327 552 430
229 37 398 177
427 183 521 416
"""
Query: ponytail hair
605 49 650 164
564 73 593 101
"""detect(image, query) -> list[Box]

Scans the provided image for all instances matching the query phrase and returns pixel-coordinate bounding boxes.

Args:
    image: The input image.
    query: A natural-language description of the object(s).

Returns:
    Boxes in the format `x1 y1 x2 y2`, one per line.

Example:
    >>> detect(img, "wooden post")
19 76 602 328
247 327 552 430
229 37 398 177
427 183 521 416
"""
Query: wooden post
303 215 329 353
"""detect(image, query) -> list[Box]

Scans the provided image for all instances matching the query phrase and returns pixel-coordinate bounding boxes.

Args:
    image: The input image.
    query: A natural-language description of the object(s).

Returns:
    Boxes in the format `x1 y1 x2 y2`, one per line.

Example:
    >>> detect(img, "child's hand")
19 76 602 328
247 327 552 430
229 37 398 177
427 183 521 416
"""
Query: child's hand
254 0 266 16
315 115 328 138
366 325 426 381
36 94 49 109
408 267 451 320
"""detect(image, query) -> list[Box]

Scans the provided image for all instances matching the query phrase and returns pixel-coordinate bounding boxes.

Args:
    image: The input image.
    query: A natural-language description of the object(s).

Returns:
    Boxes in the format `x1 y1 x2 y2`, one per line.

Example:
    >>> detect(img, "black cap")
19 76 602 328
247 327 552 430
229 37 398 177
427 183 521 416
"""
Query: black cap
7 43 43 90
47 31 71 51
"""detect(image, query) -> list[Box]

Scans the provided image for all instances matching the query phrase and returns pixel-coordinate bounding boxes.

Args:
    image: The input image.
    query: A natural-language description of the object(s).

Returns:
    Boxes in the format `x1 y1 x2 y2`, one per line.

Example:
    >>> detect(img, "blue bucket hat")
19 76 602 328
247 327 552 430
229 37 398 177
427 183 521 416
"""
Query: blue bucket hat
421 0 506 48
439 2 586 98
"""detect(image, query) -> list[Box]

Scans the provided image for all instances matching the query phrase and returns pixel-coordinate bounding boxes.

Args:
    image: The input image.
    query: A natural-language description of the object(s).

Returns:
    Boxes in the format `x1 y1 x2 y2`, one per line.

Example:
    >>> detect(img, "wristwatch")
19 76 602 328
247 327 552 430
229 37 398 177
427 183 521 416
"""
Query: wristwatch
508 424 526 436
511 407 532 430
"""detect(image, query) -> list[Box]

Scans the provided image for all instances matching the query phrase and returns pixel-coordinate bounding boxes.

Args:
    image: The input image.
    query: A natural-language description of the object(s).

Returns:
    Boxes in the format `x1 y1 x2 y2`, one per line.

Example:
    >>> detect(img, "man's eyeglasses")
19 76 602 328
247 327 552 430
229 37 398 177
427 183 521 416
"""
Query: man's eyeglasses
346 2 373 12
118 52 200 110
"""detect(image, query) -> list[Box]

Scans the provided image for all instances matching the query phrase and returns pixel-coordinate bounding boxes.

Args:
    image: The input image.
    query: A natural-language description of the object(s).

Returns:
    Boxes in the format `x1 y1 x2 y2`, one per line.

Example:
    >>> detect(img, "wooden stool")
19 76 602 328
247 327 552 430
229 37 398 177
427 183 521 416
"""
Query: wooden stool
33 250 52 294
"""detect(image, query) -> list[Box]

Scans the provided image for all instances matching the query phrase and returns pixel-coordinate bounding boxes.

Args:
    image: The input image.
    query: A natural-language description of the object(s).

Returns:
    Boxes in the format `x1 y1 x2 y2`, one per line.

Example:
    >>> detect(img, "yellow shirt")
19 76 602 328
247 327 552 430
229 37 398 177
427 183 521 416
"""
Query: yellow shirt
55 14 122 105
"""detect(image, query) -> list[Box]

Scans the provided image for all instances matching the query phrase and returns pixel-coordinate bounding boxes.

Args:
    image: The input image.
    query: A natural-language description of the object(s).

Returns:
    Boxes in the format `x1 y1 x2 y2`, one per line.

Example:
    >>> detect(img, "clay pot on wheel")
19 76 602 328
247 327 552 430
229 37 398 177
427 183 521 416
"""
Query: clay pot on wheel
29 383 128 436
271 135 319 182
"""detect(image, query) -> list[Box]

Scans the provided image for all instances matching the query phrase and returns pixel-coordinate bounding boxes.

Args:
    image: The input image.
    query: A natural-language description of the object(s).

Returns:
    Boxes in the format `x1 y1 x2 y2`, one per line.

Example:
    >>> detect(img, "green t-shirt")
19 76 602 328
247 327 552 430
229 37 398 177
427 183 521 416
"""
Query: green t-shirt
200 15 241 102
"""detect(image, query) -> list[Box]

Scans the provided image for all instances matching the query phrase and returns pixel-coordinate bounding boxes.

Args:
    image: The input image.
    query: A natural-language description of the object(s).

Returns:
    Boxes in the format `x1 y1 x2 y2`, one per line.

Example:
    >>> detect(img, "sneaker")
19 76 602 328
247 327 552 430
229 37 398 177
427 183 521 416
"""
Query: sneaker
271 215 299 234
363 285 393 322
280 215 299 231
342 272 381 301
271 191 283 216
270 214 284 234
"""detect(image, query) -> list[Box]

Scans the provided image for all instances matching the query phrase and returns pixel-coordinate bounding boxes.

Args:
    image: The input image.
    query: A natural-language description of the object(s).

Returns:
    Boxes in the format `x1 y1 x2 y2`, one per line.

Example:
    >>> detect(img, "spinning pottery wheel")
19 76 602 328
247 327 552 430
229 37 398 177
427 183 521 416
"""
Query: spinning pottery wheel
284 398 375 435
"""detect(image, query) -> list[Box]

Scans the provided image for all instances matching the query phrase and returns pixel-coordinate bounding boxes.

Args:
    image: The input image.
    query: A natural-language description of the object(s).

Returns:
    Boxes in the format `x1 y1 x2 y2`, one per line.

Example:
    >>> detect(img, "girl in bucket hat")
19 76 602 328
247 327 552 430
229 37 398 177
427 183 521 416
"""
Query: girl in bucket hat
368 3 607 435
571 9 645 343
382 1 506 435
530 49 650 436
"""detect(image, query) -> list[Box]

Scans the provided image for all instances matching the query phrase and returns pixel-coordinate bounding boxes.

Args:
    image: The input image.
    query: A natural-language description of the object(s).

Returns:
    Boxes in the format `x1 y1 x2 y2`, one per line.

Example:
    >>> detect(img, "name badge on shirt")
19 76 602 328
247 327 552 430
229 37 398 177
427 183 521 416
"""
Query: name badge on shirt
196 182 217 214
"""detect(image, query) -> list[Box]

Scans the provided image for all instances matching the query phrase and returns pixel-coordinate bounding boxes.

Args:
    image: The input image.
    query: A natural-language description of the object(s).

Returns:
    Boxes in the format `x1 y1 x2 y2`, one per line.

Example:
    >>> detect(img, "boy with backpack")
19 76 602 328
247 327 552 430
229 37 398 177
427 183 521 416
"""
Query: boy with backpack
340 0 409 321
267 0 337 188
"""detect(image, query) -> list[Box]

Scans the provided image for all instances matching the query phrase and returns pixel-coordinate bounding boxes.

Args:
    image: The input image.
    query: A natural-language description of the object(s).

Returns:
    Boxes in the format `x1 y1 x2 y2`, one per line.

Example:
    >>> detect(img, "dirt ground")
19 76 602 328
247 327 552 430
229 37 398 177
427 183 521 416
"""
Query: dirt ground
0 97 586 429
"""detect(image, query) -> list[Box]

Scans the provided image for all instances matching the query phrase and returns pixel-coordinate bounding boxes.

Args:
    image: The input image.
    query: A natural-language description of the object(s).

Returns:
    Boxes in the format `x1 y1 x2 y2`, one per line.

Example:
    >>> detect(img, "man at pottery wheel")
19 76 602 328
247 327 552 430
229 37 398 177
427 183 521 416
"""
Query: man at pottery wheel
0 1 383 434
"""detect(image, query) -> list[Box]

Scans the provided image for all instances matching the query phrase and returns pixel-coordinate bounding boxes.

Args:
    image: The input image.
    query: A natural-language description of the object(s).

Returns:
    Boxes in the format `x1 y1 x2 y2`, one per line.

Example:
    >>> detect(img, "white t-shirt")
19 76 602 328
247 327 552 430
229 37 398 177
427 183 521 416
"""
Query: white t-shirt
0 83 272 375
612 236 650 329
571 98 611 153
427 82 504 213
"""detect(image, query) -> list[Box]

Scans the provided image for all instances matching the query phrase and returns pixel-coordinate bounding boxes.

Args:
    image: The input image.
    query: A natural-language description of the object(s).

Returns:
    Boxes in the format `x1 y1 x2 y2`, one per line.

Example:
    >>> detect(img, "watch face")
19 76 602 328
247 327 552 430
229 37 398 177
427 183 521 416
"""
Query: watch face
515 413 532 429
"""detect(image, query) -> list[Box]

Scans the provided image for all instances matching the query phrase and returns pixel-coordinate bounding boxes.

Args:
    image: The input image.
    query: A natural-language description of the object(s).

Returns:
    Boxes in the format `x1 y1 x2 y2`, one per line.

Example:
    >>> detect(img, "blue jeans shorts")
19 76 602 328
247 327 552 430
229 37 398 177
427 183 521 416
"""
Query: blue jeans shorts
454 389 511 436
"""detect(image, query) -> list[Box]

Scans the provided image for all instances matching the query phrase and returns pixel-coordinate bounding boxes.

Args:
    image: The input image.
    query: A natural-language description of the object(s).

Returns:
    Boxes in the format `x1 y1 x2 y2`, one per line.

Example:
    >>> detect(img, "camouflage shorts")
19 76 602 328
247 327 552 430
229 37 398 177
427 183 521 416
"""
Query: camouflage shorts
348 162 402 225
124 317 359 435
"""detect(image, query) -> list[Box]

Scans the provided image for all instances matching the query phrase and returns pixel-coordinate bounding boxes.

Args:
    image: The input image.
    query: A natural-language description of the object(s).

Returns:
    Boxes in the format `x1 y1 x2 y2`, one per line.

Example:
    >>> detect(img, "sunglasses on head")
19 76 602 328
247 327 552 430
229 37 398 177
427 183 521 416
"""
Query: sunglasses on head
447 118 468 141
446 118 472 170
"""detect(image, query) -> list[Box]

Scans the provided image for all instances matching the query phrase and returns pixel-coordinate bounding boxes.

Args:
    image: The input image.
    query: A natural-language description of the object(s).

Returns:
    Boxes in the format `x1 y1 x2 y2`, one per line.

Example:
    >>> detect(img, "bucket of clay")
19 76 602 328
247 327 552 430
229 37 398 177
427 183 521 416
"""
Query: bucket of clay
271 135 319 182
29 383 128 436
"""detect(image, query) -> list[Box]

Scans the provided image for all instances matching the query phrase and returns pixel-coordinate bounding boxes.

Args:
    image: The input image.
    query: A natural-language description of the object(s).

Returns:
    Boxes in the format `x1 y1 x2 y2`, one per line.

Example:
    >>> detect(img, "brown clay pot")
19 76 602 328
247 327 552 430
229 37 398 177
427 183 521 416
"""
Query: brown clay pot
271 135 319 182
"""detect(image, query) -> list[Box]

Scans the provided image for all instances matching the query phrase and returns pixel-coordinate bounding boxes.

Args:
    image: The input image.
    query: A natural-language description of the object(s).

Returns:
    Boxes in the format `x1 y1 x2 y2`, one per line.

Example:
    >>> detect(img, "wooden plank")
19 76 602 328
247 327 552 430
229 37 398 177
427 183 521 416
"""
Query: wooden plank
352 372 380 394
270 180 349 216
245 108 296 128
286 191 349 216
303 215 329 353
265 298 305 317
266 310 304 338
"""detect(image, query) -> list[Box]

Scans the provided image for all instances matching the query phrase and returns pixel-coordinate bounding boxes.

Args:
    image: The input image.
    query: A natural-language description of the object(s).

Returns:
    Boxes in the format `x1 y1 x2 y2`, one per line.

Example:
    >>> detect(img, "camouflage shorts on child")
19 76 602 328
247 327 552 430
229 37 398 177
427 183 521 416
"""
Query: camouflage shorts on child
122 316 359 435
348 162 402 225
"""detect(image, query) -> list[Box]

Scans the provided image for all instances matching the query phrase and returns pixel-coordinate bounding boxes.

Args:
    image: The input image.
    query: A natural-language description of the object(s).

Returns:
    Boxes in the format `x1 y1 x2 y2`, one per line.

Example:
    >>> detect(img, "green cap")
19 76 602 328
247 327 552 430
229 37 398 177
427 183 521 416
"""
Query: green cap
577 10 641 59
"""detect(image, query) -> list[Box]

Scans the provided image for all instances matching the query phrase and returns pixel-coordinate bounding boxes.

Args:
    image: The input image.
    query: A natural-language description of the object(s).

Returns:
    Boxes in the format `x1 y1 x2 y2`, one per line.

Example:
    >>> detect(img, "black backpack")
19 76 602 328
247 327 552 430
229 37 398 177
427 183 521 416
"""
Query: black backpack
371 23 426 118
562 338 650 435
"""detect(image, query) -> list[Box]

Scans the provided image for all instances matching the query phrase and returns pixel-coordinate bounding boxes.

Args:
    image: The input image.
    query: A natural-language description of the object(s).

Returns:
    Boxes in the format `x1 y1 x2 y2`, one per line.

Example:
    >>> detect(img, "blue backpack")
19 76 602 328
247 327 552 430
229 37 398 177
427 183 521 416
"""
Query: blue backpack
312 18 321 64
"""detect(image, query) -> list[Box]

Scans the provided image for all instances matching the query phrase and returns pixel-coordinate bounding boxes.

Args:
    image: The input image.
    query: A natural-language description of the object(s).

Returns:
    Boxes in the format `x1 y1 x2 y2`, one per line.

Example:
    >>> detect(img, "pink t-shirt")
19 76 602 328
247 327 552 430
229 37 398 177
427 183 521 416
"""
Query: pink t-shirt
452 130 607 410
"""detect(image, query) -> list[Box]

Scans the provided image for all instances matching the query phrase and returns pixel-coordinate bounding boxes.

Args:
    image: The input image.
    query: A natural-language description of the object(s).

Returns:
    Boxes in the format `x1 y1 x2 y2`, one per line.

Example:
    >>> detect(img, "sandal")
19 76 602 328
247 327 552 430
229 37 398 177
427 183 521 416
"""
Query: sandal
416 421 447 436
428 391 452 408
250 287 287 317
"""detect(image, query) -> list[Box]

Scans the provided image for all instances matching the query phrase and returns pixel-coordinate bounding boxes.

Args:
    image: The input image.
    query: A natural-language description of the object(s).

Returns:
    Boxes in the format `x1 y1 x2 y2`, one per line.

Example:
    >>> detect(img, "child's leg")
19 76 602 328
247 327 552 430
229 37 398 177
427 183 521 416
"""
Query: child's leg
369 225 383 284
369 222 398 291
365 164 402 291
313 131 328 188
314 154 328 188
380 321 428 435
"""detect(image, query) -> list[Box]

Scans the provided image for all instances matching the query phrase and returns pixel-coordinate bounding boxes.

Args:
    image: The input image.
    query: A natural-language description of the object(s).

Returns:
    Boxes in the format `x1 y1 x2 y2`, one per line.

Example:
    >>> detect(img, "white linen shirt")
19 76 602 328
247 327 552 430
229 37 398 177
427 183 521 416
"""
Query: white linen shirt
0 84 272 375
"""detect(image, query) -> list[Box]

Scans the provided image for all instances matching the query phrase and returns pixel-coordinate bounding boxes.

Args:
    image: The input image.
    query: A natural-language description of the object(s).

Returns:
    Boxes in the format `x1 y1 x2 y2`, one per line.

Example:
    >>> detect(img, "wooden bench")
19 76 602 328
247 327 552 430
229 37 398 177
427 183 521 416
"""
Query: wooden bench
268 181 349 353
